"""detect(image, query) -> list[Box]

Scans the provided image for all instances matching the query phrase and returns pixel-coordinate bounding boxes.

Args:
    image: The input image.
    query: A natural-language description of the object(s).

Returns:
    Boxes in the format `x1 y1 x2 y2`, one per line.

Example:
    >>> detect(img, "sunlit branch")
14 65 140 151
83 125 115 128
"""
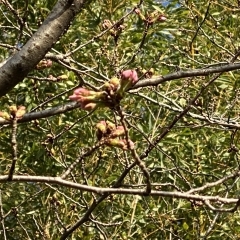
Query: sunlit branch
133 62 240 88
0 175 238 204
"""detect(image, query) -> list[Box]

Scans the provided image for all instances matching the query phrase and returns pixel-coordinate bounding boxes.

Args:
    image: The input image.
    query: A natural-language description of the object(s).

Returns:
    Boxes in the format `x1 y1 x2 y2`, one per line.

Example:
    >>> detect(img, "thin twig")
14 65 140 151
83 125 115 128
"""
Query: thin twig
61 141 104 179
0 190 7 240
8 116 17 180
118 108 151 194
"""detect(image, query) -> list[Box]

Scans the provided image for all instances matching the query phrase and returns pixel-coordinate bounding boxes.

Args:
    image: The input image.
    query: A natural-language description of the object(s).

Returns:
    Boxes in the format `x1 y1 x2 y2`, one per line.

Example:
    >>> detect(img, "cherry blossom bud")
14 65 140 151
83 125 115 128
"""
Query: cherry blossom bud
79 95 101 103
69 88 106 103
36 59 52 70
106 138 125 149
102 19 112 29
96 121 107 133
96 121 107 140
46 59 53 67
111 126 125 137
121 70 138 83
118 69 138 95
134 8 146 21
0 111 10 120
16 106 26 119
106 139 134 150
9 105 18 115
72 88 91 97
57 75 68 80
81 102 98 111
134 8 141 14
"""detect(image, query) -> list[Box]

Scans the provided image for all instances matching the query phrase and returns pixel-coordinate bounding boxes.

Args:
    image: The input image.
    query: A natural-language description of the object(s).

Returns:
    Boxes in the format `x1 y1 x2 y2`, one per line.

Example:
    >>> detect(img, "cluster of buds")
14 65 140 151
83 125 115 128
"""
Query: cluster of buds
104 69 138 97
69 69 138 111
135 8 167 24
102 19 125 42
96 120 134 150
69 88 107 111
36 59 52 70
0 105 26 121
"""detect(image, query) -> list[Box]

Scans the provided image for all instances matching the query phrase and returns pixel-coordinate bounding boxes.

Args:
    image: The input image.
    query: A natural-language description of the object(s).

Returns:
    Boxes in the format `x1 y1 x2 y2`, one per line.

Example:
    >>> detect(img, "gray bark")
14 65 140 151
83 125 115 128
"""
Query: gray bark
0 0 91 97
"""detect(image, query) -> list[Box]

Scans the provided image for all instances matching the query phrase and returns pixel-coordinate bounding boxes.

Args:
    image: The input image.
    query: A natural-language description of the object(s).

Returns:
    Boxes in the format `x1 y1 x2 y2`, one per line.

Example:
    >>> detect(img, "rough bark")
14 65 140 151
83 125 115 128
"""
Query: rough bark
0 0 92 97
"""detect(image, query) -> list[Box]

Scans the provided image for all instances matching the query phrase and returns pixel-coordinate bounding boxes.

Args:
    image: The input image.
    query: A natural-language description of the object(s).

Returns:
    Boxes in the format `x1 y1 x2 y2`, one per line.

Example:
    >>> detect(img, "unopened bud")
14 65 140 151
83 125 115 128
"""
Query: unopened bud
96 121 107 133
102 19 112 29
106 77 120 91
111 126 125 137
57 75 68 80
134 8 146 21
96 121 107 140
106 139 134 150
106 121 116 133
81 102 98 111
9 105 18 115
158 15 167 22
36 59 52 70
0 111 10 120
118 69 138 95
16 106 26 119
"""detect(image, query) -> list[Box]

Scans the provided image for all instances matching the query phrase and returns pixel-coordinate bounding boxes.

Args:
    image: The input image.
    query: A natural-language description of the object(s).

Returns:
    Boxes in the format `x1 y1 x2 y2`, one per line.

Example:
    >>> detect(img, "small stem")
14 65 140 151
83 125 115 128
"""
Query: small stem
8 117 17 180
118 108 151 194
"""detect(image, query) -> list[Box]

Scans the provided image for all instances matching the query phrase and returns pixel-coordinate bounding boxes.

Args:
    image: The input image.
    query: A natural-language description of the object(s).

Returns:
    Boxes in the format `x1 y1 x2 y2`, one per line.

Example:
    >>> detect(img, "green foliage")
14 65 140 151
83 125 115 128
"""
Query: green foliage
0 0 240 239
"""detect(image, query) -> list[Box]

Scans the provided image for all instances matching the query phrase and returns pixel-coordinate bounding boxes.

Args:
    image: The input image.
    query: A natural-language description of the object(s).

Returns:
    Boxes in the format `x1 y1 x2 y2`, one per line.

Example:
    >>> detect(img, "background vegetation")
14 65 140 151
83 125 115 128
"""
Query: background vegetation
0 0 240 239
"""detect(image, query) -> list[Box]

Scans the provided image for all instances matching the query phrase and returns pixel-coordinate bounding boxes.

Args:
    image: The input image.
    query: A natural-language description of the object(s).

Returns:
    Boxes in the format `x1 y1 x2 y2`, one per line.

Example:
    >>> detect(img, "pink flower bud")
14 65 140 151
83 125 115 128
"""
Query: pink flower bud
16 106 26 119
69 88 106 103
117 69 138 95
36 59 52 69
121 70 138 84
46 59 53 68
69 93 83 102
134 8 146 21
134 8 141 15
106 138 125 149
111 126 125 137
81 102 98 111
73 88 91 96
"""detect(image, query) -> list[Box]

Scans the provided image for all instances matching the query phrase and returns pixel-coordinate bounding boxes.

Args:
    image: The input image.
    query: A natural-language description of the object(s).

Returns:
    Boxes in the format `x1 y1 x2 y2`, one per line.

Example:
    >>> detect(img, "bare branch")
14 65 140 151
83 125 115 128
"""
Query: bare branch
0 175 238 204
133 62 240 89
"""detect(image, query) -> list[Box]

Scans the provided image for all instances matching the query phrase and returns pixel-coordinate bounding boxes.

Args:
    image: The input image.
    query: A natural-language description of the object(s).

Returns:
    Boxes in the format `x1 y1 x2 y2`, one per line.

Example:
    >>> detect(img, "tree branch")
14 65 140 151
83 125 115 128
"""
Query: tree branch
133 62 240 89
0 175 238 204
0 0 92 97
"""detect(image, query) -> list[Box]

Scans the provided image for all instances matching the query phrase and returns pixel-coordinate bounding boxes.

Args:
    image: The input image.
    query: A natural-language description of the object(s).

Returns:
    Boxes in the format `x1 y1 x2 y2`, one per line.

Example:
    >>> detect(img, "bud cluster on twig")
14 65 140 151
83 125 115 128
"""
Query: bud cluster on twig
36 59 52 70
96 120 134 151
69 69 139 111
102 19 125 43
0 105 26 121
